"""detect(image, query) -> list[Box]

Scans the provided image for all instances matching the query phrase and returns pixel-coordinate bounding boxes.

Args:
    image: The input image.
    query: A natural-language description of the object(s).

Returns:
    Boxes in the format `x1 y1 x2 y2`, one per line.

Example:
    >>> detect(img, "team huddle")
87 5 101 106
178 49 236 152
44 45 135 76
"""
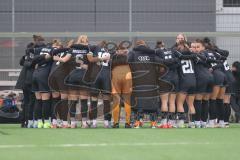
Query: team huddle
17 33 238 129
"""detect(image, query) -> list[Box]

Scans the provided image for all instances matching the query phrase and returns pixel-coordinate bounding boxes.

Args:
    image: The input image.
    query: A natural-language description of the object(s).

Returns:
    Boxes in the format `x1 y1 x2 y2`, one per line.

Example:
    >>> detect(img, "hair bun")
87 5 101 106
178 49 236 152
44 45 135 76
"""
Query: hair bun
203 37 211 43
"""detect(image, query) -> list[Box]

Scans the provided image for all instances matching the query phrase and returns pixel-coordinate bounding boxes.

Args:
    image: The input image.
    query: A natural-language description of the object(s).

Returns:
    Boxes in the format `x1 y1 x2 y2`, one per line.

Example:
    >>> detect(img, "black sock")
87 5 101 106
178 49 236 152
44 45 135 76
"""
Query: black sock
209 99 217 120
59 99 68 121
194 100 202 121
69 100 78 118
42 99 51 120
224 103 231 123
161 111 168 120
177 112 186 120
81 99 88 119
51 97 61 120
201 100 209 122
168 112 176 120
103 100 111 121
34 99 42 120
89 100 98 120
216 99 224 121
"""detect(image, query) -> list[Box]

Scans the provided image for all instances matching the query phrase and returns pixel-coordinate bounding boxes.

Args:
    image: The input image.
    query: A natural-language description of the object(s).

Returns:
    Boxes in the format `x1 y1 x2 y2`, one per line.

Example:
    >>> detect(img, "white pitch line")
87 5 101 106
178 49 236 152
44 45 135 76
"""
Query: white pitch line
0 142 210 149
0 145 37 148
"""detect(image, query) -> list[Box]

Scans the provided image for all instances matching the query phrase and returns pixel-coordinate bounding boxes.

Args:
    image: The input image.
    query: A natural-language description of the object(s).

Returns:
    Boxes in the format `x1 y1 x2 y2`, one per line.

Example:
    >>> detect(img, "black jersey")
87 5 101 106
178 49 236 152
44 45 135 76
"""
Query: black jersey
155 48 179 92
96 47 111 67
70 44 90 67
174 50 196 94
194 51 214 93
34 46 54 68
174 50 196 78
204 50 227 86
155 48 179 70
195 51 213 73
32 45 53 93
86 45 112 94
216 49 235 89
51 48 71 66
203 50 224 70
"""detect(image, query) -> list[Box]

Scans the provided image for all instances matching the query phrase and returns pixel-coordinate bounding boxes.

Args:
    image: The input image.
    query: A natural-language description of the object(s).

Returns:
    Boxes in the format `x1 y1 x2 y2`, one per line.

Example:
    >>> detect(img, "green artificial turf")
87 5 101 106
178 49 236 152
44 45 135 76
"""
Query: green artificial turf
0 124 240 160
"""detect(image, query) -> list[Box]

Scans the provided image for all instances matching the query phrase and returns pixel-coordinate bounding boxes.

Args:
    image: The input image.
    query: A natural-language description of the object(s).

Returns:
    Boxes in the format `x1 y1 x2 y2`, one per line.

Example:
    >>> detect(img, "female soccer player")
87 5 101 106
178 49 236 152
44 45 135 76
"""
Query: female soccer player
214 47 234 127
88 41 112 128
192 39 214 128
31 36 53 128
175 40 197 128
64 35 91 128
202 38 227 128
65 35 110 128
171 33 188 49
49 39 74 128
155 41 180 128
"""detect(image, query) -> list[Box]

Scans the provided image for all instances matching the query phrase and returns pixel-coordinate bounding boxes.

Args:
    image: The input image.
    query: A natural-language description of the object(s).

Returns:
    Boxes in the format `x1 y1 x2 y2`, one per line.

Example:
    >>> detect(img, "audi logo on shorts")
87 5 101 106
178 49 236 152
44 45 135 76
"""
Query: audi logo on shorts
138 56 150 61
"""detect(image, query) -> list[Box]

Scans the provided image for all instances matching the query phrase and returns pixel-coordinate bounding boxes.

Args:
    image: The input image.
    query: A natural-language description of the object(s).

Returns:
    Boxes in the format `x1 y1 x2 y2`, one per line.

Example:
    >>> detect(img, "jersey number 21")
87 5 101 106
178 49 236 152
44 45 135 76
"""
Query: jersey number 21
181 60 194 74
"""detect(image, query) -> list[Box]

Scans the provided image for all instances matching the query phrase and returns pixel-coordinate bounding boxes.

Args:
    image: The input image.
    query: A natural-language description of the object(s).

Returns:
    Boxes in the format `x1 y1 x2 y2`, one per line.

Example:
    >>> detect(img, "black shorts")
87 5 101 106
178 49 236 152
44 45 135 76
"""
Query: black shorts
49 62 76 92
49 68 69 92
179 75 196 94
212 69 227 87
32 66 51 93
90 66 111 95
161 70 179 93
65 68 90 90
225 71 235 94
195 71 214 94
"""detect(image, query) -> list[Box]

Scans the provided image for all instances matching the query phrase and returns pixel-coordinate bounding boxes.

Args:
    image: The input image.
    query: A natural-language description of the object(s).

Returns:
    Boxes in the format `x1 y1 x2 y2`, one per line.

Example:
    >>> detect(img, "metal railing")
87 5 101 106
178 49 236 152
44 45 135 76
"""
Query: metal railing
0 69 20 86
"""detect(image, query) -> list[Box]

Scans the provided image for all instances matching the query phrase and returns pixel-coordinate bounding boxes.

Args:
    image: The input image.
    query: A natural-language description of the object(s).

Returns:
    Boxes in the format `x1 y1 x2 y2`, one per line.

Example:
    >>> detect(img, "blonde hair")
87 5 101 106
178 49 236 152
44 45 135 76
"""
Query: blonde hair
176 33 187 42
76 35 88 45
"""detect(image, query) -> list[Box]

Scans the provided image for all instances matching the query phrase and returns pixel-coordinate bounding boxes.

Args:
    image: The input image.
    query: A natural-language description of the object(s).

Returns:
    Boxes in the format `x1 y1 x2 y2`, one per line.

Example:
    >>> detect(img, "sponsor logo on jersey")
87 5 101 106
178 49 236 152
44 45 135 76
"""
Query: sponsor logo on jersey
138 56 150 61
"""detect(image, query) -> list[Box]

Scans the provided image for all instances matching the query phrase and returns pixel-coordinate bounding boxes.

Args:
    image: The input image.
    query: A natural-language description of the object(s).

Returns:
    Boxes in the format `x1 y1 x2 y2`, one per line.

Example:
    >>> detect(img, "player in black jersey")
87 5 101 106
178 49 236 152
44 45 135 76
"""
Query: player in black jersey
174 40 197 128
202 38 227 128
31 36 54 128
214 48 234 127
64 35 90 128
65 35 110 128
48 39 74 128
155 41 180 128
192 39 214 128
87 41 112 128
